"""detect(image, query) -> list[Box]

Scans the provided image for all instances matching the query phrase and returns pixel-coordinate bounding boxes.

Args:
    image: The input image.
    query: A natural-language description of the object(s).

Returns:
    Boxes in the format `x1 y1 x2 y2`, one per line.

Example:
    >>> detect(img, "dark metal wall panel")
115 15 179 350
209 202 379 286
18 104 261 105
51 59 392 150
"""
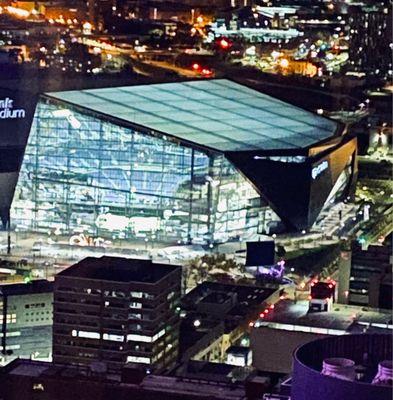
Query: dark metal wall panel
226 136 358 231
0 172 19 227
308 137 358 225
226 151 312 230
0 88 37 228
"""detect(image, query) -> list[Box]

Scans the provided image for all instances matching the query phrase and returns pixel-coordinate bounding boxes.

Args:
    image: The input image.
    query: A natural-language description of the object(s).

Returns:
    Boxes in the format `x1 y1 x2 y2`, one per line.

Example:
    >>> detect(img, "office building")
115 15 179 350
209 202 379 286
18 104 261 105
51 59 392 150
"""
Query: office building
9 79 357 243
178 281 278 364
348 4 392 76
53 256 181 373
0 279 53 365
350 238 392 309
339 237 392 309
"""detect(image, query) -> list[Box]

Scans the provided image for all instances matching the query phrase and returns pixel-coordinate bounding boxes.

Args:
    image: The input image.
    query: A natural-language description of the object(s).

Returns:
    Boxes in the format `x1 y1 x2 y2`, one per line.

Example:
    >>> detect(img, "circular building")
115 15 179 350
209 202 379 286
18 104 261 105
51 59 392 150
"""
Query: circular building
291 334 392 400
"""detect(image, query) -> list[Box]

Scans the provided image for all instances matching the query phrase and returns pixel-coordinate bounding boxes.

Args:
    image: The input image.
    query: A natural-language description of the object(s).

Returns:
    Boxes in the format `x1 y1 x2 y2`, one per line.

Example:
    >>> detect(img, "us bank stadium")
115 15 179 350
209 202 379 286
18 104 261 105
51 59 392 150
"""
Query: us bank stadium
6 79 357 244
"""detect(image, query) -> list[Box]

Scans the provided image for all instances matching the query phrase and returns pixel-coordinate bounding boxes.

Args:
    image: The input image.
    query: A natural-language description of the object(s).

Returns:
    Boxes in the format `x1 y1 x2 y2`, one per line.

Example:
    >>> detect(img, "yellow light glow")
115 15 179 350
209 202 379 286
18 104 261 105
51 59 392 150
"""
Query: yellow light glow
196 16 203 24
280 58 289 68
6 6 29 18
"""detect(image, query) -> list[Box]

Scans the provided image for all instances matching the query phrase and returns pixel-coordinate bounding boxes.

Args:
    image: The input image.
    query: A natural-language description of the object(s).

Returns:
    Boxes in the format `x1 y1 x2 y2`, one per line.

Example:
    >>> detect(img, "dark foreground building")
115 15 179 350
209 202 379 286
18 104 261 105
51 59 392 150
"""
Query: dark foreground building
0 358 267 400
9 79 357 243
53 256 181 373
291 334 392 400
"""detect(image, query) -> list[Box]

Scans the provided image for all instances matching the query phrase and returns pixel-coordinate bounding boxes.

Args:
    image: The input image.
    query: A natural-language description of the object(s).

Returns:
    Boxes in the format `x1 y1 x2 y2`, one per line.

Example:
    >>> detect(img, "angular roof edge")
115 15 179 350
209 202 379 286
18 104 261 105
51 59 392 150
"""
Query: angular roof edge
43 79 343 153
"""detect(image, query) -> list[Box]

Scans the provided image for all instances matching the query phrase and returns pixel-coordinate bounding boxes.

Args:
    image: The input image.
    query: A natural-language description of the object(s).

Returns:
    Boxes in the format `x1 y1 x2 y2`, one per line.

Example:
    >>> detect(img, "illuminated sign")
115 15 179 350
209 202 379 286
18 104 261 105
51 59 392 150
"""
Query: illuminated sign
0 97 25 119
311 160 328 179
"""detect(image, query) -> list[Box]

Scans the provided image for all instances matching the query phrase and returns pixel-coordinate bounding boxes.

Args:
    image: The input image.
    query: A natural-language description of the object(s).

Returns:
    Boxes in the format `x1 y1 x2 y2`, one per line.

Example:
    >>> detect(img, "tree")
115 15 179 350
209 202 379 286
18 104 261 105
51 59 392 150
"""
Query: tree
185 253 245 289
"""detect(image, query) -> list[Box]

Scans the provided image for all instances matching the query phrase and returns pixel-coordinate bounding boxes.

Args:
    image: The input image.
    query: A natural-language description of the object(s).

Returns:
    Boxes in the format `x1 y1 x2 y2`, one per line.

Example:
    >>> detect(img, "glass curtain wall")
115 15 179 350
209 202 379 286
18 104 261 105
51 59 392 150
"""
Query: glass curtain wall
11 100 270 244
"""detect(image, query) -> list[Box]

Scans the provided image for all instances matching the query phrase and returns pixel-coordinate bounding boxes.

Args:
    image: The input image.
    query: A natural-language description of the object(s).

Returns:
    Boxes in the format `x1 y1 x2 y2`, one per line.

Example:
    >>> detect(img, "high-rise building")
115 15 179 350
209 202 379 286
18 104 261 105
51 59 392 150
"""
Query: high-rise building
53 256 181 373
348 4 392 76
0 280 53 365
346 237 392 310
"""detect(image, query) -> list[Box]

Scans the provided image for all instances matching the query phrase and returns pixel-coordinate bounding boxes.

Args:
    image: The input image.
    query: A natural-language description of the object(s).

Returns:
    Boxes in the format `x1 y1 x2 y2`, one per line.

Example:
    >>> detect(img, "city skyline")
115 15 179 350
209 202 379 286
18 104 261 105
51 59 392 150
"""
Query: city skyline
0 0 391 399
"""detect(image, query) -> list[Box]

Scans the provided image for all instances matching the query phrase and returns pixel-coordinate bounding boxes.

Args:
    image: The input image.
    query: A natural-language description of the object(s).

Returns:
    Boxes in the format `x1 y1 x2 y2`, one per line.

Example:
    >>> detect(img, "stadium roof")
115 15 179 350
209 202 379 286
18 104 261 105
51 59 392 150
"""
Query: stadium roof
45 79 339 153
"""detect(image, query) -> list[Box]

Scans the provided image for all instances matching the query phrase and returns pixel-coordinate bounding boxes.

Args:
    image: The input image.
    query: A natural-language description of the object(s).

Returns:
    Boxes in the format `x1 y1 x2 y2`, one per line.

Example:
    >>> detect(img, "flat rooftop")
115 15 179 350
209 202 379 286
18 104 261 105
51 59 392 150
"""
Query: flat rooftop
141 374 245 400
0 279 53 296
58 256 180 284
179 282 278 357
45 79 339 152
3 359 248 400
181 281 276 312
256 299 392 333
200 292 232 304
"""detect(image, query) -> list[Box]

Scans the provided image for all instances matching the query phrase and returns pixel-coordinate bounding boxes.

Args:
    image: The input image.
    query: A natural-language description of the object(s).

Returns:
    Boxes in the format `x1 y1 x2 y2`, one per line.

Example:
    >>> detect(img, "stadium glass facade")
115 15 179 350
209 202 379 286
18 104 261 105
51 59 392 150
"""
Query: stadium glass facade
11 100 277 244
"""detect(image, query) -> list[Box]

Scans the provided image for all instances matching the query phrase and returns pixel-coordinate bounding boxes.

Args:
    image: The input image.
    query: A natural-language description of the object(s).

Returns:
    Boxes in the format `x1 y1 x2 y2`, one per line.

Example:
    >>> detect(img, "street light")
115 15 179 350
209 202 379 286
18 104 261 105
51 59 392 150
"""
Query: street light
193 319 201 328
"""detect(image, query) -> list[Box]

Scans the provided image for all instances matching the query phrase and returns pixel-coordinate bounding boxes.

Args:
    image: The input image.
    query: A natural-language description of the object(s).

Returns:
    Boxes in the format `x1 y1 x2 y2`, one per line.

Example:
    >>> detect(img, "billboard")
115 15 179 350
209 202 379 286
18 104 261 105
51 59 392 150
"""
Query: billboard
246 240 275 266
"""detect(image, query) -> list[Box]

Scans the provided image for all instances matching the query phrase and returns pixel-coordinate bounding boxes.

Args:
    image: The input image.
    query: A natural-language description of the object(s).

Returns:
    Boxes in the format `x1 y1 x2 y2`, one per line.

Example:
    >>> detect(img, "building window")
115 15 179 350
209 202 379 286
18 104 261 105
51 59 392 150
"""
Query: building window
127 355 151 364
130 302 142 309
103 333 124 342
0 314 17 324
72 330 100 339
152 329 165 342
112 291 126 298
32 383 44 391
127 334 153 343
129 323 142 331
167 292 175 300
5 344 20 350
25 303 46 309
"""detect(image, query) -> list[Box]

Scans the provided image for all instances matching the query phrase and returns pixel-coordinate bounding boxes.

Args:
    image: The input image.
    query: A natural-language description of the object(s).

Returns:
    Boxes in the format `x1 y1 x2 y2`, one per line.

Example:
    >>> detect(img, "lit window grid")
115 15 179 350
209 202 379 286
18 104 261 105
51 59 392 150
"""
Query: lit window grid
0 314 17 324
12 101 270 242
